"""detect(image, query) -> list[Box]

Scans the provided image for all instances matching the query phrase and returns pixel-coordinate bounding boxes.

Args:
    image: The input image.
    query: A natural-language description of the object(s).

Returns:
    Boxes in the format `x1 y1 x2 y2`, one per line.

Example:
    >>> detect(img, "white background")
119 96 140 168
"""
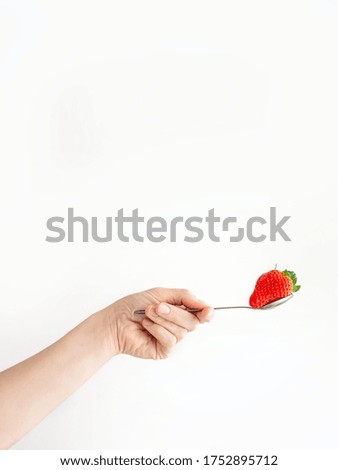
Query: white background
0 0 337 451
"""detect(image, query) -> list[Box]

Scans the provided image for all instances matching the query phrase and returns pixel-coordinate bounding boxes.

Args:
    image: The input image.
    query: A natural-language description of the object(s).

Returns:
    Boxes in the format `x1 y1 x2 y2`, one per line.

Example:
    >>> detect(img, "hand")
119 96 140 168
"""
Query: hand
0 287 212 448
105 287 214 359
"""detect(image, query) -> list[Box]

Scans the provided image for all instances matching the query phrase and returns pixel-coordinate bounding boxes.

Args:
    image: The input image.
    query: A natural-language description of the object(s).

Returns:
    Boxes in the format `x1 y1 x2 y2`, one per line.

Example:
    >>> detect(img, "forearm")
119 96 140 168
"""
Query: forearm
0 308 117 449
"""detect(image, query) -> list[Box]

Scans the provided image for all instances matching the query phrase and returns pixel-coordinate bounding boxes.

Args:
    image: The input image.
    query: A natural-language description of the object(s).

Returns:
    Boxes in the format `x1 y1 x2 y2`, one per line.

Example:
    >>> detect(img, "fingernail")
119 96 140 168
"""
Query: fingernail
158 303 171 314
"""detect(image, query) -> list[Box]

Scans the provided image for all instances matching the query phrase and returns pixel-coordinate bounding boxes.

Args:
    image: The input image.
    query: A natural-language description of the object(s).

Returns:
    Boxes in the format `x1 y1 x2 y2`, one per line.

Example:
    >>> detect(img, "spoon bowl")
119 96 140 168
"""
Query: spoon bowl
259 294 293 310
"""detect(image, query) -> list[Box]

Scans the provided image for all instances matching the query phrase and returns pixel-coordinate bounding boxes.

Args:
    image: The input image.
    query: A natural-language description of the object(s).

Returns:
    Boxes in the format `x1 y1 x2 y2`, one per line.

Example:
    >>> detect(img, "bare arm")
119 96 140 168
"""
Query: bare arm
0 287 213 449
0 310 114 449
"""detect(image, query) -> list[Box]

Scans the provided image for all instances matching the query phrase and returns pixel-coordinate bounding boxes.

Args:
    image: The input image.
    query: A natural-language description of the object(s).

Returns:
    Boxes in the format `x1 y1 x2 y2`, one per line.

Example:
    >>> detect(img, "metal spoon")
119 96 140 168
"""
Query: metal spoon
134 294 293 315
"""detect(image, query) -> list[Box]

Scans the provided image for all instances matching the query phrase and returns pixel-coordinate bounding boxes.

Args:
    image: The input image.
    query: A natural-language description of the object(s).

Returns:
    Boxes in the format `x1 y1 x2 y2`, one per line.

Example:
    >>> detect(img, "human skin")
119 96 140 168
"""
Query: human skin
0 287 213 449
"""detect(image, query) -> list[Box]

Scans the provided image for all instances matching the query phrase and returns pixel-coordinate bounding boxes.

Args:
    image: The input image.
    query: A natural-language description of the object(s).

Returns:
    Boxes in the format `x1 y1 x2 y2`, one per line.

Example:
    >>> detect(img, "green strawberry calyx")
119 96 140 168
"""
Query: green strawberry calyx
282 270 301 292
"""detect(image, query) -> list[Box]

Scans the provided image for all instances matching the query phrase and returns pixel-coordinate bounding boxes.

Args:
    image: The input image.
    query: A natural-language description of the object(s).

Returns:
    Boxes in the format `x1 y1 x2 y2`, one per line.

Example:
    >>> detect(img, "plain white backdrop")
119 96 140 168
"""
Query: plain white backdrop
0 0 337 450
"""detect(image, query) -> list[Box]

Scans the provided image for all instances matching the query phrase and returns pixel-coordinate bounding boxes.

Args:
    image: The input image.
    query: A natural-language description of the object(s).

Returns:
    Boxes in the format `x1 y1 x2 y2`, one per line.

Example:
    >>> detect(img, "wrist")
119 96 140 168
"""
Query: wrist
100 304 121 358
93 307 120 359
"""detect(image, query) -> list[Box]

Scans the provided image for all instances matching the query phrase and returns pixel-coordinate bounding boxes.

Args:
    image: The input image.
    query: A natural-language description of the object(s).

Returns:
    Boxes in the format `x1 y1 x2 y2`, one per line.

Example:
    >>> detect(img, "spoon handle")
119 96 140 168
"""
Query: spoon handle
134 305 253 315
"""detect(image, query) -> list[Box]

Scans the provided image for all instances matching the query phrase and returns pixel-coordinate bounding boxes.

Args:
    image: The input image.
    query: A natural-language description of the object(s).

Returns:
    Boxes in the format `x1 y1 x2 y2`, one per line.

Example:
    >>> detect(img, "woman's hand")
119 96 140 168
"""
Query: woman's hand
105 287 214 359
0 287 213 448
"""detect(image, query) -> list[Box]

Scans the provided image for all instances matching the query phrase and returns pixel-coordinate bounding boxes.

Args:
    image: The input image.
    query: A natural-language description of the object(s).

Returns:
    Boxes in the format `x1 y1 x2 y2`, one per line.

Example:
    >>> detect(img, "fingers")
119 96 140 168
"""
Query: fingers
142 317 177 349
145 305 188 341
141 289 214 356
146 302 214 330
146 303 199 331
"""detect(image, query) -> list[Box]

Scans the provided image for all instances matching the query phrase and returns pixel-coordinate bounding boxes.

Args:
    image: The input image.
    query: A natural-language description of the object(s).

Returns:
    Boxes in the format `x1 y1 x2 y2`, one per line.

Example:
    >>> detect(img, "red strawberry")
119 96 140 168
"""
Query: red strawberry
249 269 301 309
